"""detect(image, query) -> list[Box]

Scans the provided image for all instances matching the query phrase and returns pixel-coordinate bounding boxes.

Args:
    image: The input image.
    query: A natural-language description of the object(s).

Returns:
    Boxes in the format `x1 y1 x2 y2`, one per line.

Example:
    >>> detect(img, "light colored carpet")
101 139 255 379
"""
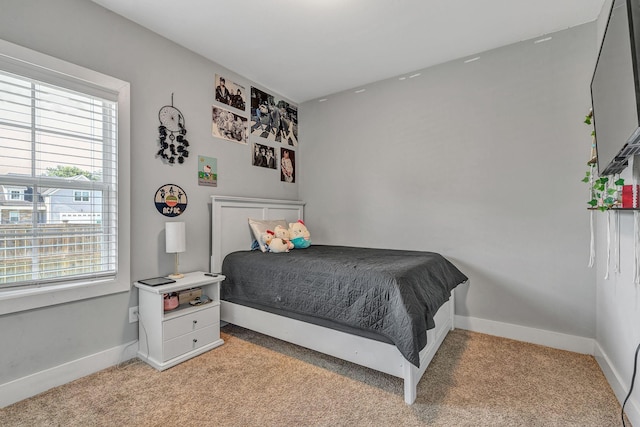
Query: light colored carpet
0 326 630 426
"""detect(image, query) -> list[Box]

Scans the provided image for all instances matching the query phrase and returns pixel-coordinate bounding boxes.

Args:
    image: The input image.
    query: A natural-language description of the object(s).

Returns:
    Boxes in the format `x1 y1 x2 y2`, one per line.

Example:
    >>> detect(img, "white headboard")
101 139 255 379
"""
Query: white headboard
210 196 305 272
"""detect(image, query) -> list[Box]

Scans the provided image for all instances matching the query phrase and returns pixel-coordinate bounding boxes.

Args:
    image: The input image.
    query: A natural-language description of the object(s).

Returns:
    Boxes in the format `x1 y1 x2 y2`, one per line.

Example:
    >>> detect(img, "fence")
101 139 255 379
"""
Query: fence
0 223 106 285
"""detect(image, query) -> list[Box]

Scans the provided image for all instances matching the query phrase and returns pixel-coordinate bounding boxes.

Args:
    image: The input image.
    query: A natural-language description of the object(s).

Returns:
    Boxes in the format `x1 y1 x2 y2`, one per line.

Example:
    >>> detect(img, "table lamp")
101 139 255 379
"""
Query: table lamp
166 221 186 279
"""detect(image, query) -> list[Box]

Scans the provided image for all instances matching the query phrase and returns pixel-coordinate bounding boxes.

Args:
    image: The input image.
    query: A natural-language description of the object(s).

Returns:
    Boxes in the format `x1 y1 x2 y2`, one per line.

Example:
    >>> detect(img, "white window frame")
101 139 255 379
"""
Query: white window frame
0 39 131 315
73 190 90 202
8 187 23 200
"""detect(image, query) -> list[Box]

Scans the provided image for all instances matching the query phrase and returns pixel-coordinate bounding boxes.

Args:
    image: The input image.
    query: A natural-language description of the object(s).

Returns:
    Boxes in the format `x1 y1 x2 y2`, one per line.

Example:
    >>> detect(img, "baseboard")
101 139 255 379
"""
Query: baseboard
0 340 138 408
454 315 595 355
595 341 640 427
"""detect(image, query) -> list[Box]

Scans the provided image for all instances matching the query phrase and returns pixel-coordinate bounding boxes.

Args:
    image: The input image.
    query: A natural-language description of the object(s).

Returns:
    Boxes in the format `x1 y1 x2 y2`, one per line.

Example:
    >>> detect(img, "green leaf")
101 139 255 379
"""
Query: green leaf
45 165 98 181
607 188 617 195
598 177 609 184
588 199 598 207
604 197 615 205
615 178 625 186
581 177 589 183
585 116 592 125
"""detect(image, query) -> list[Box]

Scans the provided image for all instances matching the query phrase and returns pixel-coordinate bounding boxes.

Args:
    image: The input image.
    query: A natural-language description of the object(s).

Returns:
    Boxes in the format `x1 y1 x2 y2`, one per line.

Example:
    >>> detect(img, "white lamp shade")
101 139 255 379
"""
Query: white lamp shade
165 222 186 253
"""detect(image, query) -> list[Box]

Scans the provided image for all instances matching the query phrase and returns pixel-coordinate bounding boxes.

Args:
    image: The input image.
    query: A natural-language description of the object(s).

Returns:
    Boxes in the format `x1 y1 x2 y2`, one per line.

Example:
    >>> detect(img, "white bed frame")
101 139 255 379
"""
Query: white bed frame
210 195 455 404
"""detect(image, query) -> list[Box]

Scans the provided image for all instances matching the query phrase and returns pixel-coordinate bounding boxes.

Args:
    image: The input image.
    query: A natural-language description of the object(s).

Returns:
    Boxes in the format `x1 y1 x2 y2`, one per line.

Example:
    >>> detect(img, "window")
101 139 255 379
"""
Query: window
73 191 90 202
0 69 117 287
0 39 130 314
8 188 22 200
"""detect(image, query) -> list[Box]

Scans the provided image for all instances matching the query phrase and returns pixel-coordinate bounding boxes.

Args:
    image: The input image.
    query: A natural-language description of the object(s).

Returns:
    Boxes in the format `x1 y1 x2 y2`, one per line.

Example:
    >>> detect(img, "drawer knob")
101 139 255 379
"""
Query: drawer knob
193 320 198 324
193 338 198 343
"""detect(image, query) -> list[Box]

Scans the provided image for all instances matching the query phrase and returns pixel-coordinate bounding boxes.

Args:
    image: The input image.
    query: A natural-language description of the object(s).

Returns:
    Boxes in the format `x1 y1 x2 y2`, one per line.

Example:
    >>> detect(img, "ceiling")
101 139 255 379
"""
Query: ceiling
90 0 607 103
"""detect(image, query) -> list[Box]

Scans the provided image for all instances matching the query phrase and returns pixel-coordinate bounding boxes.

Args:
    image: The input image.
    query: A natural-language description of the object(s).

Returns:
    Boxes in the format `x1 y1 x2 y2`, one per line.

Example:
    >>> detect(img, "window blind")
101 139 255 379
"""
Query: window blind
0 69 118 288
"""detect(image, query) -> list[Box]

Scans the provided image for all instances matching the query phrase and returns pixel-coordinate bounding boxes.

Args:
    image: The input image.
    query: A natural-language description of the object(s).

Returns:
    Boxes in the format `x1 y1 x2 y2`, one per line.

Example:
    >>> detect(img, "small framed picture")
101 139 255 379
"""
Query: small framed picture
198 155 217 187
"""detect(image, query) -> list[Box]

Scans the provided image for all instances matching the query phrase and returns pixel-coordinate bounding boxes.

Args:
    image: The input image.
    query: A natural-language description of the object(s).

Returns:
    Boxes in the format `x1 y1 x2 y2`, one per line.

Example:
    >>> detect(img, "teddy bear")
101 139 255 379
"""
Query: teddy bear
267 237 293 253
288 220 311 249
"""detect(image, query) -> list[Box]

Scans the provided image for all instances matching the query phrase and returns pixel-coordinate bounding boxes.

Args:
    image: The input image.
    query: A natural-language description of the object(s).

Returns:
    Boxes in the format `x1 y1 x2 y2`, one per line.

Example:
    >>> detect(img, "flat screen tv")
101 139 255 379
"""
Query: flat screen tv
591 0 640 175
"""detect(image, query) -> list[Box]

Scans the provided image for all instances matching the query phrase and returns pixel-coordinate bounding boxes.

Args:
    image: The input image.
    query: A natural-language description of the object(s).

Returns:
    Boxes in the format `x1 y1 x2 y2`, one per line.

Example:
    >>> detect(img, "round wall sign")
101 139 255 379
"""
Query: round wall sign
154 184 188 217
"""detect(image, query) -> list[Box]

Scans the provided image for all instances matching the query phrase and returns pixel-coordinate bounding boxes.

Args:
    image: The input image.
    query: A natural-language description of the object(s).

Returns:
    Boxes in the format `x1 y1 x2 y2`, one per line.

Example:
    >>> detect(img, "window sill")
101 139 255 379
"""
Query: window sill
0 275 131 315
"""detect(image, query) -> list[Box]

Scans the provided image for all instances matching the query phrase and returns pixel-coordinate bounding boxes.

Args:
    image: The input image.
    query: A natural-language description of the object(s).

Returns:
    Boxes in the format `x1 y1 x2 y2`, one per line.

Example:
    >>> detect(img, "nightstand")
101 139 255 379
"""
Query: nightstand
134 271 225 370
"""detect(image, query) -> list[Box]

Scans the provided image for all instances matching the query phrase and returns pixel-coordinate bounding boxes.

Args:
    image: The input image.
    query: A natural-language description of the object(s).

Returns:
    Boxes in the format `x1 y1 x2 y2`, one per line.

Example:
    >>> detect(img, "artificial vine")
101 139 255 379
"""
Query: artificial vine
581 110 624 211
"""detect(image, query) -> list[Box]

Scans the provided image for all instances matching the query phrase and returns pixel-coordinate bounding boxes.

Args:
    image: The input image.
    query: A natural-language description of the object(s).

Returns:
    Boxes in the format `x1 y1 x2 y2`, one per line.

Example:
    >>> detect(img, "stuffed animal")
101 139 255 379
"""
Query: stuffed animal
273 224 290 240
261 229 275 247
267 237 293 253
260 229 293 253
289 220 311 249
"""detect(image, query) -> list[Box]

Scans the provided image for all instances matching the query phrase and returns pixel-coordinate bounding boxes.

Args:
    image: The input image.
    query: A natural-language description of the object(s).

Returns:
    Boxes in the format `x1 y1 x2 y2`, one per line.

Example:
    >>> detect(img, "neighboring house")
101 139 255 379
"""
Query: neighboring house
42 175 103 224
0 184 46 224
0 175 102 225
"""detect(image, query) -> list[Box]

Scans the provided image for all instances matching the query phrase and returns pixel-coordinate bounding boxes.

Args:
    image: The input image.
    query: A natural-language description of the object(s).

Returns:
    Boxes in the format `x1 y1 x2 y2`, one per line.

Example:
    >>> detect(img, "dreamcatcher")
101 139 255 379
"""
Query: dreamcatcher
157 94 189 164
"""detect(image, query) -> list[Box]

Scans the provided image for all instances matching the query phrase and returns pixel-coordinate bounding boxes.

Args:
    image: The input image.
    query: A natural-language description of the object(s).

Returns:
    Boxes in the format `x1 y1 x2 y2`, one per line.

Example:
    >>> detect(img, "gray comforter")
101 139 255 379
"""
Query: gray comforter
221 245 468 367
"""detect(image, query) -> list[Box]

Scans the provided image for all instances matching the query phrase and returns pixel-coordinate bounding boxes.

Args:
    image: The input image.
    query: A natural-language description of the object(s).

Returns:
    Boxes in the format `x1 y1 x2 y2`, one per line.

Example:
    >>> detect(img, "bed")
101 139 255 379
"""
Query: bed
210 196 468 404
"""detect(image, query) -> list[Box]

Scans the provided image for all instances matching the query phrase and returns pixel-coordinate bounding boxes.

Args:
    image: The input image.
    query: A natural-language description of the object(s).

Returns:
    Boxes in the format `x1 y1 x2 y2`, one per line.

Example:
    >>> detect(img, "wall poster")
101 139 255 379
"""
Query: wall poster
280 147 295 183
198 155 217 187
215 74 246 112
250 86 298 146
252 142 277 170
212 106 248 144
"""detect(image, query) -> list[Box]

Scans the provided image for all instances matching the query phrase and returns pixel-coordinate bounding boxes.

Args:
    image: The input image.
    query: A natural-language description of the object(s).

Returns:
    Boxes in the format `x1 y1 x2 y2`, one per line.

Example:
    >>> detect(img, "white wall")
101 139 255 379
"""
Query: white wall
593 0 640 423
0 0 296 388
300 23 597 340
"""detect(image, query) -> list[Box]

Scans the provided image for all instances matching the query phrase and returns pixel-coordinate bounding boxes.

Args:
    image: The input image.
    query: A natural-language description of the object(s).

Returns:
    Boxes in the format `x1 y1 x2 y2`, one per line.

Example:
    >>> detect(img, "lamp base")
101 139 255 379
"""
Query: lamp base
167 273 184 279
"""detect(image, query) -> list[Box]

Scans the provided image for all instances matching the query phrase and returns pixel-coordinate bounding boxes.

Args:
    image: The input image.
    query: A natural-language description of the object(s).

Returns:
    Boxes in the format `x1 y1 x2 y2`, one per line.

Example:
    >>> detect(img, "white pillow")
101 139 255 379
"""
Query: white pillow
248 218 288 252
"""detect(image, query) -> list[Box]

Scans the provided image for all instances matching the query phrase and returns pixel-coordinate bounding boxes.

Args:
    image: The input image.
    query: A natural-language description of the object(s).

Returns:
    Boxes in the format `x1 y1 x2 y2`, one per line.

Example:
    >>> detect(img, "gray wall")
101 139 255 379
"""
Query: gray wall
0 0 297 384
300 23 597 338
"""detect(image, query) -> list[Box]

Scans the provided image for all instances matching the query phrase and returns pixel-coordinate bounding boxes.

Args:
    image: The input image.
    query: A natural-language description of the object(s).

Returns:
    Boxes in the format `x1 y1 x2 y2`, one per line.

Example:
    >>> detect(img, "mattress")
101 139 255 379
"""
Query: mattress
221 245 468 367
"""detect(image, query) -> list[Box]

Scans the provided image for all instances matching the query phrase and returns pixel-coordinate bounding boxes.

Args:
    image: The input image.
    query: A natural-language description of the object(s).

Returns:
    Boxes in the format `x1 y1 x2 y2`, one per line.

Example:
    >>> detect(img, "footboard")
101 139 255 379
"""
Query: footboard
403 292 454 403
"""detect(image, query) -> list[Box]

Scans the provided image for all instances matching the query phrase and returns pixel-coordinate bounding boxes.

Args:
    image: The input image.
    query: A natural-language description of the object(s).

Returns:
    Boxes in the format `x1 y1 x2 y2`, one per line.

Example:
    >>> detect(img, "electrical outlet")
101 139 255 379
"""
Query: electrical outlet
129 306 139 323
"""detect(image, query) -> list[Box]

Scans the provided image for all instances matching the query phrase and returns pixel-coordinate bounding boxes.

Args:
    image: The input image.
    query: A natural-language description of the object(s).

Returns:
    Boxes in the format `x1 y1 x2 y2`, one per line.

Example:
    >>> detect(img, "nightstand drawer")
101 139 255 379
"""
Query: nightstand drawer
163 305 219 341
163 324 220 361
